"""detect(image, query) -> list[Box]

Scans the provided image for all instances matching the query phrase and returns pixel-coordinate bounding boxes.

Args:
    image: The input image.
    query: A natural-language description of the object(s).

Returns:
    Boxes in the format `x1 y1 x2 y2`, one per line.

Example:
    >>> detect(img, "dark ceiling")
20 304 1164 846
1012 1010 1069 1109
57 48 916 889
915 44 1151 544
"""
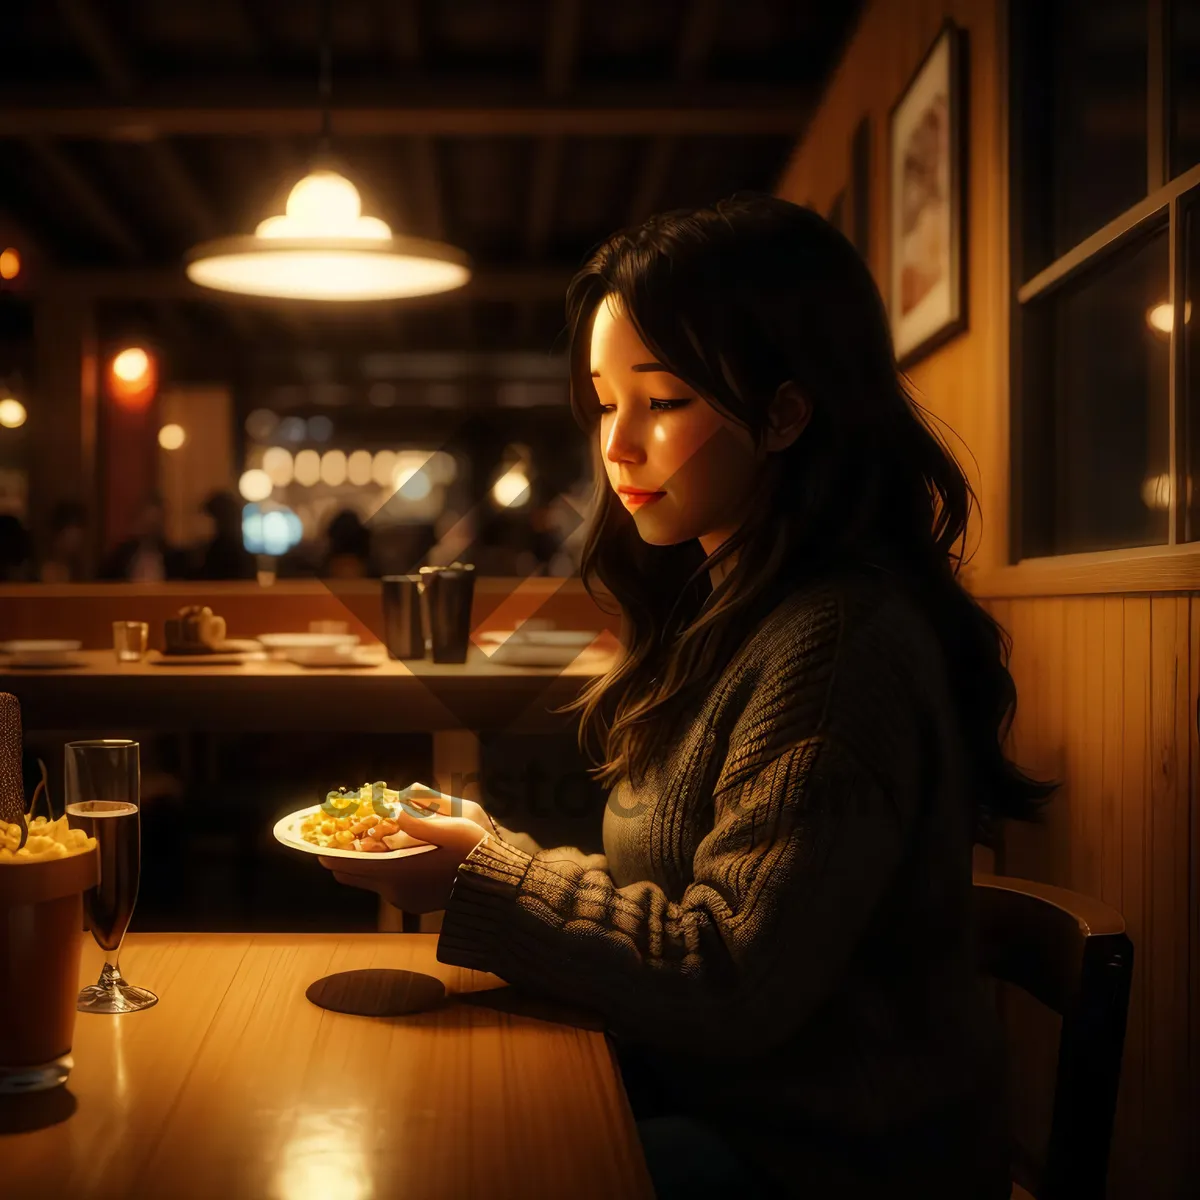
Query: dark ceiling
0 0 863 370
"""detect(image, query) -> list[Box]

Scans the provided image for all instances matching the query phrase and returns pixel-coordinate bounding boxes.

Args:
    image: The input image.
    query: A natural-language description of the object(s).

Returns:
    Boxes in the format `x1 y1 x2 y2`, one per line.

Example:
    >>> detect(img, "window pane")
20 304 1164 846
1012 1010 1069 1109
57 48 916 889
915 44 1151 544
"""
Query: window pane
1015 0 1147 279
1019 227 1170 557
1187 200 1200 541
1173 0 1200 178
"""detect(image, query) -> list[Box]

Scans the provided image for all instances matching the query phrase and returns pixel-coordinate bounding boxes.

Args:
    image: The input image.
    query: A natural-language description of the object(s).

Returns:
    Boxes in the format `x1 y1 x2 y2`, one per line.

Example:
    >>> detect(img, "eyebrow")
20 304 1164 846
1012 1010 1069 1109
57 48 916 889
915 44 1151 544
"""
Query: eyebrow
589 362 677 378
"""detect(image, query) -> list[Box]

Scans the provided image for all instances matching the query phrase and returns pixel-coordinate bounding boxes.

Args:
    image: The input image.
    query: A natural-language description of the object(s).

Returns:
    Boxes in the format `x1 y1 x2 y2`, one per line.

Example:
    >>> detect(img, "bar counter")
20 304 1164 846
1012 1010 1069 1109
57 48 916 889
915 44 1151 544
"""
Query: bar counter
0 643 617 735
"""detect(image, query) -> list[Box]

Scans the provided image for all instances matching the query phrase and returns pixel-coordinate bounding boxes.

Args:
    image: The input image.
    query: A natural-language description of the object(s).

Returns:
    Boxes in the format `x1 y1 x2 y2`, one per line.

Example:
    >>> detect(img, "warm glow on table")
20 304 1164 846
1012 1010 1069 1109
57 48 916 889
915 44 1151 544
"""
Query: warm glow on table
4 934 653 1199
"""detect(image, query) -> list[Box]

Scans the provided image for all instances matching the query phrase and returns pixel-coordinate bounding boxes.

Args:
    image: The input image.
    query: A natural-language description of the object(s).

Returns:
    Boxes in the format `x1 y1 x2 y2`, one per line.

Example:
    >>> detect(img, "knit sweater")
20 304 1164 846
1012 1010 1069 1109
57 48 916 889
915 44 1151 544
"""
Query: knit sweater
437 568 1010 1198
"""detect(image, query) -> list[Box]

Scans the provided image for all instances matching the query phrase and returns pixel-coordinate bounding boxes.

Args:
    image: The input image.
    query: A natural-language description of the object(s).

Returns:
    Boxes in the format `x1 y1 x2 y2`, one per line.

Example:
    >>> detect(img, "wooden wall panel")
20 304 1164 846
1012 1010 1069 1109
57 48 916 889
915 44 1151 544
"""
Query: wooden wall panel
775 0 1198 1194
987 595 1197 1197
1190 597 1199 1189
1146 596 1191 1181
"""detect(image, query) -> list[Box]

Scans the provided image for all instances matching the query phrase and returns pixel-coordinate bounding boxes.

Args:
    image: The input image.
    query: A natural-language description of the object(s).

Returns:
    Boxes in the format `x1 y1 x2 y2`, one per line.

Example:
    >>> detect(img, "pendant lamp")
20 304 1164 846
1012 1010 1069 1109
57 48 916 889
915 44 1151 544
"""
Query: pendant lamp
185 3 470 302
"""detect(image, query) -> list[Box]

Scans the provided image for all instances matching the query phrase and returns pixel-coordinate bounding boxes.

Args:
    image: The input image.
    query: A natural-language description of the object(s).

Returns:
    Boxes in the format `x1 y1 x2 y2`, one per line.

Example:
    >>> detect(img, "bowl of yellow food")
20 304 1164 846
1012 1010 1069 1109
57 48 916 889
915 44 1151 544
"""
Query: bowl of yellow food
1 814 99 1092
272 781 438 861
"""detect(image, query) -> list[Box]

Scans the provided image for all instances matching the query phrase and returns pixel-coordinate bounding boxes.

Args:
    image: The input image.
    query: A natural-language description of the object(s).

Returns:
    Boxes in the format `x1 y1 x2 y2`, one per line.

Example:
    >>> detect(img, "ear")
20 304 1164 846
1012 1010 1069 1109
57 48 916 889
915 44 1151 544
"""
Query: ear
764 381 812 452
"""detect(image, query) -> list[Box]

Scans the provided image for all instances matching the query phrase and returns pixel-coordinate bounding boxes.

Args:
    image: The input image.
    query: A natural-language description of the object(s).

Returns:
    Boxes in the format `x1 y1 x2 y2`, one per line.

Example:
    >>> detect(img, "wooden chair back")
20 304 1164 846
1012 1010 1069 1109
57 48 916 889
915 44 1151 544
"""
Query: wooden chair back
973 873 1133 1200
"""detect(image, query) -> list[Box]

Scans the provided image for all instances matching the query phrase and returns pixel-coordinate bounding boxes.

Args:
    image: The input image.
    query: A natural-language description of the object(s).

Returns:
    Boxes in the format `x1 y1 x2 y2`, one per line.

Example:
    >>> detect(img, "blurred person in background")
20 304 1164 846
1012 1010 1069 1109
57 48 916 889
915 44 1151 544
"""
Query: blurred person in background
99 494 186 582
193 490 256 581
322 508 372 579
0 512 35 581
39 500 88 582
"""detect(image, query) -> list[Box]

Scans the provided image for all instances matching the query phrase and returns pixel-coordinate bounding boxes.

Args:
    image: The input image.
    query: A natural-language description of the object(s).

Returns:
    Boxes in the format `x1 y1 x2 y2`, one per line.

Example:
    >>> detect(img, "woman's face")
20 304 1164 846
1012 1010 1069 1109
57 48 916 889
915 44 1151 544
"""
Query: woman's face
589 295 764 558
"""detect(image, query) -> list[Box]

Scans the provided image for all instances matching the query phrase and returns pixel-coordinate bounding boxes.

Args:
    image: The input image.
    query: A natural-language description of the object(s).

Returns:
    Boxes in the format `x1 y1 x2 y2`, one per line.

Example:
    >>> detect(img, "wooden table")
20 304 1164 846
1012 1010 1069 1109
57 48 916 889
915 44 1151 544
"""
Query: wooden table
3 934 654 1200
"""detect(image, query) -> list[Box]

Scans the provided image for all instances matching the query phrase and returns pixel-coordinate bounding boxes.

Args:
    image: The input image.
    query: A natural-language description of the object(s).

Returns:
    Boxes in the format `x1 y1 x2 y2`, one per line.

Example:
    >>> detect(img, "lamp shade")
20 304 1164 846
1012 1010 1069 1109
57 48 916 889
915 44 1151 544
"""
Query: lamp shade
185 169 471 302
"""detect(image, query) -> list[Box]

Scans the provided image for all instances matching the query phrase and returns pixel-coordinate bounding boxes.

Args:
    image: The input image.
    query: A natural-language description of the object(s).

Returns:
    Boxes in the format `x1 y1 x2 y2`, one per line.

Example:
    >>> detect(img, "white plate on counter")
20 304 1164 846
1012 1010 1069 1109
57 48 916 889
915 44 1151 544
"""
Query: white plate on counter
477 628 599 648
283 646 383 669
258 632 361 659
0 639 85 668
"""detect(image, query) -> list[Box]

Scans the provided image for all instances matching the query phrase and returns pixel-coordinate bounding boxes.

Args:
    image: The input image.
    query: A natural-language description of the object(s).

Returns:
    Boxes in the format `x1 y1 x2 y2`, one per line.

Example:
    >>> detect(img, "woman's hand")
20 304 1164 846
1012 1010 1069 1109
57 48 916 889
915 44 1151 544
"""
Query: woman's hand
406 789 499 837
317 802 489 913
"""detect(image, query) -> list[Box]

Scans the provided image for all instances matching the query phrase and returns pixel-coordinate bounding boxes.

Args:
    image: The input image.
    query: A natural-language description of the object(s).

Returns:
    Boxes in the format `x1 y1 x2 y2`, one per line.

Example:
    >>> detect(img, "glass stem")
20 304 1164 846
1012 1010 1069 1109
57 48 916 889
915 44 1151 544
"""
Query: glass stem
100 952 125 989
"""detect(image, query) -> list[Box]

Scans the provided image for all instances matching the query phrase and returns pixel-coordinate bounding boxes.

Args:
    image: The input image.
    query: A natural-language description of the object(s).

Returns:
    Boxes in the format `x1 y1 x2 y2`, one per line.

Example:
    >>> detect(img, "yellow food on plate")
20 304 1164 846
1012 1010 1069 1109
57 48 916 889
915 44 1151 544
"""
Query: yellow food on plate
298 782 426 854
0 814 97 863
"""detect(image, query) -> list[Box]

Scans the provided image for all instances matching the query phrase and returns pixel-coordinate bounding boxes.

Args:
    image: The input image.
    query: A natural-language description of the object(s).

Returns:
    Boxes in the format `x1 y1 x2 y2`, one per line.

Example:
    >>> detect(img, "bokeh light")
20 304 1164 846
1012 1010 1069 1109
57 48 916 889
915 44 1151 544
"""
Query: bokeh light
157 423 186 450
238 468 273 503
492 466 531 508
294 448 321 487
371 449 397 487
0 397 27 429
108 346 157 408
0 248 20 280
347 449 373 486
320 449 347 486
245 408 279 441
277 415 307 445
262 446 295 487
112 347 150 383
393 463 431 500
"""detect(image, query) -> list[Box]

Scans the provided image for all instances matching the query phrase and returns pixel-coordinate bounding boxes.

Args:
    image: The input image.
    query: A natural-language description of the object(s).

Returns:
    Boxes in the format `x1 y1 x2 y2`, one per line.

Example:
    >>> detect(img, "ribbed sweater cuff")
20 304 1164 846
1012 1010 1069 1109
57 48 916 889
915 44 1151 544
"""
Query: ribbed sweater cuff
436 835 533 972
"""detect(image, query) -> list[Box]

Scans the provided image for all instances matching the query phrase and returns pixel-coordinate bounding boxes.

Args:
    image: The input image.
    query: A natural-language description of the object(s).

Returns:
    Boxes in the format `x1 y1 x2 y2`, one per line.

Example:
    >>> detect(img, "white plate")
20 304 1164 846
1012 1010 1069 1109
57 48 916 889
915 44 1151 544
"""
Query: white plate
477 629 599 648
258 633 360 656
272 803 437 861
284 647 382 669
0 639 82 654
0 639 84 668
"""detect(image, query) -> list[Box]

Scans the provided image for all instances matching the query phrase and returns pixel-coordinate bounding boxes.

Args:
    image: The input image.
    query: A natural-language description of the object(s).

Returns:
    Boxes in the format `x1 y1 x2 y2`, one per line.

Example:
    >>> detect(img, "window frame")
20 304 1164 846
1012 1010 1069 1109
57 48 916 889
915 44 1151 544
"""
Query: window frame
980 0 1200 597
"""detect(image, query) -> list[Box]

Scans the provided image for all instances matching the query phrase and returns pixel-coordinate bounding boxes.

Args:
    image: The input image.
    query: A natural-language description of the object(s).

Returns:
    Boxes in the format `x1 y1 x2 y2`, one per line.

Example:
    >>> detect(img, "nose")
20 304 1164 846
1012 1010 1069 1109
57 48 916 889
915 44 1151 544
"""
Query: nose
603 410 645 465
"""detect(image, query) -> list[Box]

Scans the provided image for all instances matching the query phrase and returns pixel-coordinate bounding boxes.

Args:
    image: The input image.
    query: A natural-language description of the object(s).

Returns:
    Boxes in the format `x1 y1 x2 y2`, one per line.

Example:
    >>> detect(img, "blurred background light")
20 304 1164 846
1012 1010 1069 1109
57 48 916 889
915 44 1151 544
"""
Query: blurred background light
262 446 294 486
157 423 186 450
347 449 373 486
319 448 347 486
238 468 273 502
0 397 27 429
293 448 321 487
308 414 334 442
244 408 279 441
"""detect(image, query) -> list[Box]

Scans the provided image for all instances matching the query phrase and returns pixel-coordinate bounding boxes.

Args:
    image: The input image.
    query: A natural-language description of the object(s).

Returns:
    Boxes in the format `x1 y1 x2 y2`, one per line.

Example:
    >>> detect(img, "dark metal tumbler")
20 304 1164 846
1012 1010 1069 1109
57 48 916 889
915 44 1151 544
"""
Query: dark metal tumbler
418 563 476 664
381 576 426 660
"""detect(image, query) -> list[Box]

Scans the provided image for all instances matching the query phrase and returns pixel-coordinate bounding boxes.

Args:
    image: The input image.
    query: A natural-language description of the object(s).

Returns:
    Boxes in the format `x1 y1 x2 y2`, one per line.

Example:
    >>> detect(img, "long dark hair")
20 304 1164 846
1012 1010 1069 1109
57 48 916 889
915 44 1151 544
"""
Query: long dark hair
552 193 1055 839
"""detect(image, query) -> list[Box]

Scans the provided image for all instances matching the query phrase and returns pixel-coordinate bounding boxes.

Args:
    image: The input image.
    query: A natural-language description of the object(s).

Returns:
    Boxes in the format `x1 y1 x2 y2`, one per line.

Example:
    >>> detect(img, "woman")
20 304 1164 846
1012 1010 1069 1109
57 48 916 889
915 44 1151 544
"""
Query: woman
321 194 1054 1198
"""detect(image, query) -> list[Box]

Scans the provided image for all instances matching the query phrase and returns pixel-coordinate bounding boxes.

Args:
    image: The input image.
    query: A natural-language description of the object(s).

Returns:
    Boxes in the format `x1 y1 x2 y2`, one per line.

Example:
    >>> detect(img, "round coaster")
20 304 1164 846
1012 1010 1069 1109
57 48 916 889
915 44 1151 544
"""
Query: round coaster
305 968 446 1016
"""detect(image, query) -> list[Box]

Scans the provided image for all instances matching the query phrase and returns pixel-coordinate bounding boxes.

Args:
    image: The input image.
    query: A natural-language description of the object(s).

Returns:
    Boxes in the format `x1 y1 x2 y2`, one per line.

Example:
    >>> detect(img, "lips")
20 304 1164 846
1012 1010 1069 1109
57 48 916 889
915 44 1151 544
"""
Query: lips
619 489 665 507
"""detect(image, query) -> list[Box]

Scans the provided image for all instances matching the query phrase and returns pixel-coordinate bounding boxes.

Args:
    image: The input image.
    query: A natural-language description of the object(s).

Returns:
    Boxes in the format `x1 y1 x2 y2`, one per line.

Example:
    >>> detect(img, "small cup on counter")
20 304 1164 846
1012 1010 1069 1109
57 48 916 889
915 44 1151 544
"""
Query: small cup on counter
111 621 149 663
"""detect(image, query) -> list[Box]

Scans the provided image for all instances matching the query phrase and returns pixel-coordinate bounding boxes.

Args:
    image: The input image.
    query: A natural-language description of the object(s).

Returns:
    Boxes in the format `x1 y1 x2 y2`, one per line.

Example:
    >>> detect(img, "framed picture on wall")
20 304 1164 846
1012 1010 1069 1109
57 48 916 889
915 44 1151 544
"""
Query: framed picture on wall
888 21 968 367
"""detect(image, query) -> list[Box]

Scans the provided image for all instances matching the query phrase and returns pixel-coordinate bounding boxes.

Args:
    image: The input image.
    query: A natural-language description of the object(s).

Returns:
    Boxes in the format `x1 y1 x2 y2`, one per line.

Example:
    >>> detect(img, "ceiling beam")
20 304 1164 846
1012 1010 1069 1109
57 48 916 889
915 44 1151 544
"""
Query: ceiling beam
626 137 676 228
55 0 136 94
54 0 264 340
544 0 583 99
37 265 575 305
22 137 142 258
378 0 421 66
627 0 723 227
0 94 813 139
526 0 581 261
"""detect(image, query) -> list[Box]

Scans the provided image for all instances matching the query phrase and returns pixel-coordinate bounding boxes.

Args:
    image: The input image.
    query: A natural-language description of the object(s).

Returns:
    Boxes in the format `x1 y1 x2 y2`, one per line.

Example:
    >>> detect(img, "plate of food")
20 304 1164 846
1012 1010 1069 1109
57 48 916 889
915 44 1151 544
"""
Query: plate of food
272 780 441 860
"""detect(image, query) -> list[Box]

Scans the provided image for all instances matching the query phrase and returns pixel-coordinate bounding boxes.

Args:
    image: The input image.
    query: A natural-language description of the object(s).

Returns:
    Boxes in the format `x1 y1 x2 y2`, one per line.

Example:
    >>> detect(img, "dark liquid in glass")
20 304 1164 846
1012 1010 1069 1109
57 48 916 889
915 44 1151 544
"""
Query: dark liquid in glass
66 801 140 951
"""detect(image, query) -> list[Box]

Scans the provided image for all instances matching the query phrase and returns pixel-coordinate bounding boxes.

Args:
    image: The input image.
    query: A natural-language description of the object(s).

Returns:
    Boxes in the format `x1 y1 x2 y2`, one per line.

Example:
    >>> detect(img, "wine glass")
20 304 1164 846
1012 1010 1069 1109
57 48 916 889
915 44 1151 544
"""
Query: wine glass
65 740 158 1014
